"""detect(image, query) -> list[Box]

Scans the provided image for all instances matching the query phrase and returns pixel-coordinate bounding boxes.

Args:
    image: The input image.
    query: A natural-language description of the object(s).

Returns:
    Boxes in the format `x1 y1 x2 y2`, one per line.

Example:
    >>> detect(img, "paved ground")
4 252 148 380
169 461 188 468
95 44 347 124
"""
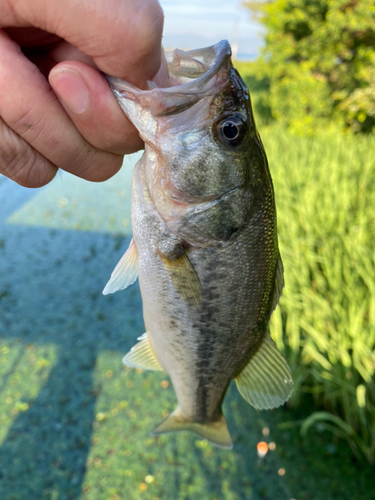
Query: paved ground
0 159 373 500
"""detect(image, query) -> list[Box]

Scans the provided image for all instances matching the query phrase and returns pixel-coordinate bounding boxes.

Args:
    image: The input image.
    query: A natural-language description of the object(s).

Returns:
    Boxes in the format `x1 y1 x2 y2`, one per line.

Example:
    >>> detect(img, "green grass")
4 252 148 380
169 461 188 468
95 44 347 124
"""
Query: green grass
262 126 375 462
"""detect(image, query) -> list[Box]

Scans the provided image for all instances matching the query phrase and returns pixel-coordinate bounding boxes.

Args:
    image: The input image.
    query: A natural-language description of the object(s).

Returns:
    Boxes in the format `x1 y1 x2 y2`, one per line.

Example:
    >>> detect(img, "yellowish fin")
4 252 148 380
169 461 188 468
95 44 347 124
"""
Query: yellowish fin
123 333 164 371
159 250 202 305
151 407 233 449
235 333 293 410
103 238 138 295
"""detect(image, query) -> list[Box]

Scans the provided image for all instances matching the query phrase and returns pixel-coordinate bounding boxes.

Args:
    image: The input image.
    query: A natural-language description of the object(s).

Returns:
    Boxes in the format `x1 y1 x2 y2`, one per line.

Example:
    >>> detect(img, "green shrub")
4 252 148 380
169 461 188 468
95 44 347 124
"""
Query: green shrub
245 0 375 134
263 125 375 461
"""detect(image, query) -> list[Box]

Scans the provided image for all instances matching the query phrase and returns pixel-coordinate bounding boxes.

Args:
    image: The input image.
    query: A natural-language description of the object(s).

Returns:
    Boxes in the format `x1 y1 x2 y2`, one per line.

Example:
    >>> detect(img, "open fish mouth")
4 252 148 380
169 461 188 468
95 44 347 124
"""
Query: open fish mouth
106 40 232 118
162 40 231 87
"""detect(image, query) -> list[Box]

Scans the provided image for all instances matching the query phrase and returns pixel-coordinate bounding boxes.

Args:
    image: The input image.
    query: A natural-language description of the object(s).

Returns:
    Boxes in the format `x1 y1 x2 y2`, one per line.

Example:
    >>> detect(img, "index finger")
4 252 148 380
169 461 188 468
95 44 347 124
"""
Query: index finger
0 0 164 86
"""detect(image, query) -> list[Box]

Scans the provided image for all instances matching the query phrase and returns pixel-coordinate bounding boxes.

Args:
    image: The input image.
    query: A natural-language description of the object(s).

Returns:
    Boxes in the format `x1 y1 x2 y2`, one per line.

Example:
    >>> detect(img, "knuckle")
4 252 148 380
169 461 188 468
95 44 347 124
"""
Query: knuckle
3 80 57 142
72 148 123 182
134 0 164 54
17 153 53 188
0 119 54 188
108 0 163 72
142 0 164 37
7 88 54 143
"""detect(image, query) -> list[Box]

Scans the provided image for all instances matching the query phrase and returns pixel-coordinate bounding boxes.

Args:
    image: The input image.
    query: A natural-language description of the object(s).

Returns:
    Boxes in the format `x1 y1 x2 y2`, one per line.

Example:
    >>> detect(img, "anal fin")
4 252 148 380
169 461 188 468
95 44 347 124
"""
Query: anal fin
123 333 164 371
103 238 138 295
151 407 233 449
235 333 293 410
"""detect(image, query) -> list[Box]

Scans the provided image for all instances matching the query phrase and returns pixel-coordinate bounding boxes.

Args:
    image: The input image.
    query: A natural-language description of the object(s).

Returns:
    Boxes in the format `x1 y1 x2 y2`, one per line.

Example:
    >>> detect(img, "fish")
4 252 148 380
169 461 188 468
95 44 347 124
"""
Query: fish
103 40 293 449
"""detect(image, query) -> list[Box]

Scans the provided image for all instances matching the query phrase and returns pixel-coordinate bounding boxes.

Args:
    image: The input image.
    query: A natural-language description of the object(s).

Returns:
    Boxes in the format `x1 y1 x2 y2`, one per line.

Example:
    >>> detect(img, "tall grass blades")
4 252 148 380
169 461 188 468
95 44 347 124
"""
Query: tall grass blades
264 126 375 462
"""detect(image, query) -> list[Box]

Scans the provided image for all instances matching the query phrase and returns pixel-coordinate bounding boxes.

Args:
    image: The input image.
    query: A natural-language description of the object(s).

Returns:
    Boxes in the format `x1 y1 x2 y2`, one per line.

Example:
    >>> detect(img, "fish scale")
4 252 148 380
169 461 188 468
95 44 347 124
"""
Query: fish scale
103 40 293 449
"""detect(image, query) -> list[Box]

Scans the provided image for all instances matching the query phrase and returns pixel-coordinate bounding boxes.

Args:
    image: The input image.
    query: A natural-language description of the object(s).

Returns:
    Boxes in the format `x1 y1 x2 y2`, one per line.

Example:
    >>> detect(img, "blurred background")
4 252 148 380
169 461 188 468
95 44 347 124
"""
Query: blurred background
0 1 374 499
161 0 265 59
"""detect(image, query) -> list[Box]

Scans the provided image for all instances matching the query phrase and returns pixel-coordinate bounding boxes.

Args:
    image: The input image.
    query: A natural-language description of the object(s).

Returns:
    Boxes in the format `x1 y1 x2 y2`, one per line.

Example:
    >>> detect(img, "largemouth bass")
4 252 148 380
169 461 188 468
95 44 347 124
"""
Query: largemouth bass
103 40 293 449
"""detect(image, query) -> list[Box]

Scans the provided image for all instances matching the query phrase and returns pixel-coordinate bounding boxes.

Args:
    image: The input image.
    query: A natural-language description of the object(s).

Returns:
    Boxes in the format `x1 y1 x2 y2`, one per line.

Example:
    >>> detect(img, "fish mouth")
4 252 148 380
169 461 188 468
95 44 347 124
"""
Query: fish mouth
106 40 232 118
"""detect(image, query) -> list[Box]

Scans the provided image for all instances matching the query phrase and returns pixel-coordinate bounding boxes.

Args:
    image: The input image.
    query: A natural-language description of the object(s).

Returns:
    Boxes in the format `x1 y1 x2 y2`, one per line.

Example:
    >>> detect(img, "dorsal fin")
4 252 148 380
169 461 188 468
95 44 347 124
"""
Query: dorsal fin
122 333 164 371
235 333 293 410
103 238 138 295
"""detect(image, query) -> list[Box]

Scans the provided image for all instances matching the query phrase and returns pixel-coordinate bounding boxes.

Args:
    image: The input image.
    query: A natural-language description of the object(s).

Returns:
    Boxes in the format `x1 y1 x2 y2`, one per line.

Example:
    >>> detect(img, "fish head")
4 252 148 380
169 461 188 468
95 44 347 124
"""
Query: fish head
108 40 262 205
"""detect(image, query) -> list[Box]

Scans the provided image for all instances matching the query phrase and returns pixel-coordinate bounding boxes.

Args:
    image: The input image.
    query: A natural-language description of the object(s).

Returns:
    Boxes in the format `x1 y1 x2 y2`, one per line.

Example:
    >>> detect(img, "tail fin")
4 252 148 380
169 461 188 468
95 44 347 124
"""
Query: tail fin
150 407 233 450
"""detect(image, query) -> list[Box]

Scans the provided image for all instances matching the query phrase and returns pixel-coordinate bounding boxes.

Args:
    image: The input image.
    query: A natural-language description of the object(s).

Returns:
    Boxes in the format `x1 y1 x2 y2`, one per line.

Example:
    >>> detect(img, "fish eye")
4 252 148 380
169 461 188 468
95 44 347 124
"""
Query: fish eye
222 121 239 140
215 113 247 147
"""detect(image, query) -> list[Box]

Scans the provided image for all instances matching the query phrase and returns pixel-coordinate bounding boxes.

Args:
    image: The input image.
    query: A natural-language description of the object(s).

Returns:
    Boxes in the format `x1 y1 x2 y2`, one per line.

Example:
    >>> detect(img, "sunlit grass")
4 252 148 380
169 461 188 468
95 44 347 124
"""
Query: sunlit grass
0 342 58 445
263 126 375 462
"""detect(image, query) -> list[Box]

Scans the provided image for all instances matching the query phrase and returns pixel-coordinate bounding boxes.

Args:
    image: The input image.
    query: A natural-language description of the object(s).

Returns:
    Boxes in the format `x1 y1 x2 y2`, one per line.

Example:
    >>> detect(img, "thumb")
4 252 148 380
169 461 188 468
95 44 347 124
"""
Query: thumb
0 0 164 86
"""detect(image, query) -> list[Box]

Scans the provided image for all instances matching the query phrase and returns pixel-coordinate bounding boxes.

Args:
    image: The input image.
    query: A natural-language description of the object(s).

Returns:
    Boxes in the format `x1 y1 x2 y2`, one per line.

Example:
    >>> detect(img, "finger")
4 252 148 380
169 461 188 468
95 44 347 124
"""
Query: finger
3 27 61 47
0 0 164 85
0 30 123 184
13 37 97 79
0 116 57 187
49 60 143 155
6 38 142 154
3 35 144 154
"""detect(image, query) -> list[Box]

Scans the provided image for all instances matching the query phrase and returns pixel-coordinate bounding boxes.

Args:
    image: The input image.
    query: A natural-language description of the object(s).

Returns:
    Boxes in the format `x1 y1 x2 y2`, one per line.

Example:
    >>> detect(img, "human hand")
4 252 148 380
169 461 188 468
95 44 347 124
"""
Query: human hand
0 0 163 187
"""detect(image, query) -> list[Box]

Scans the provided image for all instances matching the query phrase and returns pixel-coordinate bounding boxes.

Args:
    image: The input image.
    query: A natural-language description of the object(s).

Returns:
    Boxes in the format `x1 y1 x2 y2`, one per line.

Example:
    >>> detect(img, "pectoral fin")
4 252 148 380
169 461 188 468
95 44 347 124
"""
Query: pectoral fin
151 407 233 449
103 238 138 295
122 333 164 371
235 334 293 410
159 250 202 305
